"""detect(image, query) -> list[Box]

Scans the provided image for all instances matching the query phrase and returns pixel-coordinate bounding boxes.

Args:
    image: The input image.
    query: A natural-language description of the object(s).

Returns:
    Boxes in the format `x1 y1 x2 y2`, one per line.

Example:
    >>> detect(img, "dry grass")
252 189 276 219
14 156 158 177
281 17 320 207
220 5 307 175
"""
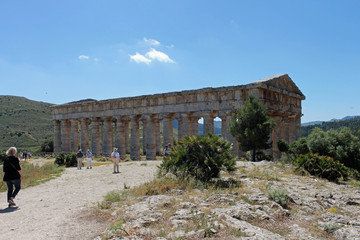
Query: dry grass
0 161 64 192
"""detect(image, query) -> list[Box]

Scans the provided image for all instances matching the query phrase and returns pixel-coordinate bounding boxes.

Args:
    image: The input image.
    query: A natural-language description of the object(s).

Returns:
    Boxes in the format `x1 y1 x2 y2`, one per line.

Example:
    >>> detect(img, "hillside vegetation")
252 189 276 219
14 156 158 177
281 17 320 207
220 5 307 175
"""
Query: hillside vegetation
0 95 53 152
302 116 360 138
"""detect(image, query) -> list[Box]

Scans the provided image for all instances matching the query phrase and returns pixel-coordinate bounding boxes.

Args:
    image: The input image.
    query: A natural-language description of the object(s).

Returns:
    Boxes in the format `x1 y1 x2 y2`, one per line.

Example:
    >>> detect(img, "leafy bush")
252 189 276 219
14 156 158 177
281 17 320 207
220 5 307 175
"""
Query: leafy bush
54 153 65 166
277 140 290 153
290 138 310 155
41 139 54 152
267 188 289 208
294 153 352 182
255 151 273 161
65 153 77 167
307 127 360 171
158 133 236 183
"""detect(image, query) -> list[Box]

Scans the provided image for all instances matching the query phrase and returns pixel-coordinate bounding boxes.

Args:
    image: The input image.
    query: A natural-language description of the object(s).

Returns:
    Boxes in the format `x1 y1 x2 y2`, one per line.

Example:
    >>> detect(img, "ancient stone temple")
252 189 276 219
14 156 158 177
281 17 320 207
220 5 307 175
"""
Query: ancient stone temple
52 74 305 160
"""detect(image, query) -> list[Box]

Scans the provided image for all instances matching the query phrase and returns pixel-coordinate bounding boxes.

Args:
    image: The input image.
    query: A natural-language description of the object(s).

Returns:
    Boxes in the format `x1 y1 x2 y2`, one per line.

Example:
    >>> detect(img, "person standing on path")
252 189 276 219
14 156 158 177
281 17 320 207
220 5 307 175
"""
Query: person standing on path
76 149 84 170
86 149 93 169
3 147 23 207
111 148 120 174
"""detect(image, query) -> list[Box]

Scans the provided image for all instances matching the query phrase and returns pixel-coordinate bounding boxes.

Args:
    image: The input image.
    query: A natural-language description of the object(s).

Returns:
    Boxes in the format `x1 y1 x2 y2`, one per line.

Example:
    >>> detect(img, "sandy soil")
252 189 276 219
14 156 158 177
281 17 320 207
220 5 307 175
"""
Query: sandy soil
0 161 160 240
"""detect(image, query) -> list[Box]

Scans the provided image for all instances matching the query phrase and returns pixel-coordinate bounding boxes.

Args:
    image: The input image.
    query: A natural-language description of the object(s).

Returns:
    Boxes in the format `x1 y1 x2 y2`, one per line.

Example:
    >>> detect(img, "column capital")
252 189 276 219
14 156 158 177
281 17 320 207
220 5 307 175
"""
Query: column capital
162 113 176 119
91 117 101 122
79 118 89 122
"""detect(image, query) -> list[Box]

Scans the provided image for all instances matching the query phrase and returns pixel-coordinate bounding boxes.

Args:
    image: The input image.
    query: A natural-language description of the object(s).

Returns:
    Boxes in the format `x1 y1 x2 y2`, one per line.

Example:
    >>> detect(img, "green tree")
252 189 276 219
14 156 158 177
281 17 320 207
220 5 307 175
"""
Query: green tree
229 96 275 161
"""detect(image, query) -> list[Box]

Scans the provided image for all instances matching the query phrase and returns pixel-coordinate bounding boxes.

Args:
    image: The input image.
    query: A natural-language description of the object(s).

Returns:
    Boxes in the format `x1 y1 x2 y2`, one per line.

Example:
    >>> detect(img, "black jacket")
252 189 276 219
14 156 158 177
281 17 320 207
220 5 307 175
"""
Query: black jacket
3 156 21 181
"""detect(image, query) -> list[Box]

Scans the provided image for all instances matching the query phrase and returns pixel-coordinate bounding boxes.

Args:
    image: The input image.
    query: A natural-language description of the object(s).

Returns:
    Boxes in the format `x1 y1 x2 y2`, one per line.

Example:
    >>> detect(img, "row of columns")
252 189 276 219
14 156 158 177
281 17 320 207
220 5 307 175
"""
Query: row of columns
54 112 299 160
54 111 241 160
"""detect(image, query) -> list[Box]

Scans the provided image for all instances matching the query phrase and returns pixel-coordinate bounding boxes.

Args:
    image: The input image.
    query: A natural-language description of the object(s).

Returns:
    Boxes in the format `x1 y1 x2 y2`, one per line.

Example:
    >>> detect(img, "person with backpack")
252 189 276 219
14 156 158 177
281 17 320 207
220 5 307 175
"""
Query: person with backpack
3 147 23 207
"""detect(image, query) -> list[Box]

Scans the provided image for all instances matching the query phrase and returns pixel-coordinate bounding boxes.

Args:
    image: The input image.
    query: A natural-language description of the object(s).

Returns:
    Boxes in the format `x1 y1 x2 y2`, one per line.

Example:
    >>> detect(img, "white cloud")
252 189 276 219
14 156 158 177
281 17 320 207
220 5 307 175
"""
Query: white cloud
78 55 89 60
93 58 100 62
129 52 151 64
143 38 160 46
166 44 175 48
145 48 175 63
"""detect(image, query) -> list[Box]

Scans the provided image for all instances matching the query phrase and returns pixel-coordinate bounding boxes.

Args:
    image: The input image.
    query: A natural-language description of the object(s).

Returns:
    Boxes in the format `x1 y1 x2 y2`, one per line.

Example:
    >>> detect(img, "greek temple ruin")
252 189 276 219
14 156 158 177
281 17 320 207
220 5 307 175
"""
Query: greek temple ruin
51 74 305 160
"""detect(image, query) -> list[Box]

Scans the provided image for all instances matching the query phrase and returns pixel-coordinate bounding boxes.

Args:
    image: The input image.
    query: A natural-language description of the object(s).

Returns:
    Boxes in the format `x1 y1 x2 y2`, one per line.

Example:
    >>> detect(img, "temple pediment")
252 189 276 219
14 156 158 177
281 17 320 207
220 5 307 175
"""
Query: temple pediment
251 74 305 100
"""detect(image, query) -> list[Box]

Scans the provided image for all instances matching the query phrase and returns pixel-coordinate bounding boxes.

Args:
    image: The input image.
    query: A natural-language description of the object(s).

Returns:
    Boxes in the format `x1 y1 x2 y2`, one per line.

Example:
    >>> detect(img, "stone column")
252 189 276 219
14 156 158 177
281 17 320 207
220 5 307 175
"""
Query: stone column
226 113 239 157
130 115 141 160
91 118 101 155
54 120 61 154
124 119 130 154
70 119 79 152
163 114 174 147
203 112 214 135
102 117 113 156
80 119 89 152
280 117 290 143
288 117 297 143
180 113 192 139
115 117 126 159
145 115 156 160
155 119 161 155
191 116 200 136
61 120 71 153
272 116 282 160
141 118 147 155
177 117 184 140
294 116 302 140
220 115 227 139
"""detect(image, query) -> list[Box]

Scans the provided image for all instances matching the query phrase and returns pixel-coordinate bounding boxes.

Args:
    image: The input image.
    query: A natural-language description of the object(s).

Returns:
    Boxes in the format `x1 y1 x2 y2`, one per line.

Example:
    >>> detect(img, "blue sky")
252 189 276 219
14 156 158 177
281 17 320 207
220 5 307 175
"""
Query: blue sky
0 0 359 123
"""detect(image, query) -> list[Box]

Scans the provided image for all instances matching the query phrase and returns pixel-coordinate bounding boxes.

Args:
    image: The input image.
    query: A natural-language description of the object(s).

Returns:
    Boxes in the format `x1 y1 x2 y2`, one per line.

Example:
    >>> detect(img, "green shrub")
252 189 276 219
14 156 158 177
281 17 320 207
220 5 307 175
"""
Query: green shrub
65 153 77 167
255 151 273 161
54 153 65 166
277 140 289 153
158 133 236 183
104 191 121 203
294 153 352 182
41 139 54 152
290 138 310 155
307 127 360 171
267 188 289 208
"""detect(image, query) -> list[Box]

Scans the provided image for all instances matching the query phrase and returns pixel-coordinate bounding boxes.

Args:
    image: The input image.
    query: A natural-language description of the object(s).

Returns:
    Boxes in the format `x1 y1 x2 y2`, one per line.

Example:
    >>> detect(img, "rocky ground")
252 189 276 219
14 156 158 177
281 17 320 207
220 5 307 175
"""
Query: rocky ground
96 161 360 240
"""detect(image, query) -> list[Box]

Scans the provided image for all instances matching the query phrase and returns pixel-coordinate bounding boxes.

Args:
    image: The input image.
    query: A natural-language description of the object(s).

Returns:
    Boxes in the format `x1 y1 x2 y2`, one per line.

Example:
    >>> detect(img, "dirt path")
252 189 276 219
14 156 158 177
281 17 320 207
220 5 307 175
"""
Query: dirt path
0 161 160 240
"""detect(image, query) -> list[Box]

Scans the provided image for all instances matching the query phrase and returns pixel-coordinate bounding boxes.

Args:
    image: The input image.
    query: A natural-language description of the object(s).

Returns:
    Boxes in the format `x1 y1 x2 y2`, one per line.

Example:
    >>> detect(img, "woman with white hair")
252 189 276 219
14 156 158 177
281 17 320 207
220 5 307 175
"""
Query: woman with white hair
3 147 23 207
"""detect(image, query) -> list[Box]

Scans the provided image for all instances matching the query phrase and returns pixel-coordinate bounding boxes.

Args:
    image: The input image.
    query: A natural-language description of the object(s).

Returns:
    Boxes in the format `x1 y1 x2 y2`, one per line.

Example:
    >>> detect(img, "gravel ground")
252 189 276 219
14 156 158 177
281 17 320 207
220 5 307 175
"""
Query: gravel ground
0 160 160 240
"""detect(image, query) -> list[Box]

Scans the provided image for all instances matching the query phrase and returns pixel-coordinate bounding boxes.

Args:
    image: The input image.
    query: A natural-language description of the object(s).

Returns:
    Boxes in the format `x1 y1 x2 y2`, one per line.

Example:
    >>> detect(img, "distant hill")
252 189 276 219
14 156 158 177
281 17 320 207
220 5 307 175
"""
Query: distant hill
0 96 53 151
302 116 360 127
301 116 360 138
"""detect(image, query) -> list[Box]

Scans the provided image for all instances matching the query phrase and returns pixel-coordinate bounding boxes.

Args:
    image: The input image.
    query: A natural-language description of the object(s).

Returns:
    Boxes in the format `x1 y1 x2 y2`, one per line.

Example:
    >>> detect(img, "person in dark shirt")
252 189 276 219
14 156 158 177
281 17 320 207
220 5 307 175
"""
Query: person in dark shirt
3 147 23 207
76 149 84 170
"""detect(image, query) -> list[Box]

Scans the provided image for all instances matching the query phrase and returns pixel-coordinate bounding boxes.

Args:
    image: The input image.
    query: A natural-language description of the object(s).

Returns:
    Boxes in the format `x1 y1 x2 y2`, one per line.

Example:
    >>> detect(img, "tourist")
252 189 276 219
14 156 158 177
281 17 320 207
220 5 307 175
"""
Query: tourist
3 147 23 207
76 149 84 170
111 148 120 174
163 145 170 158
86 149 93 169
